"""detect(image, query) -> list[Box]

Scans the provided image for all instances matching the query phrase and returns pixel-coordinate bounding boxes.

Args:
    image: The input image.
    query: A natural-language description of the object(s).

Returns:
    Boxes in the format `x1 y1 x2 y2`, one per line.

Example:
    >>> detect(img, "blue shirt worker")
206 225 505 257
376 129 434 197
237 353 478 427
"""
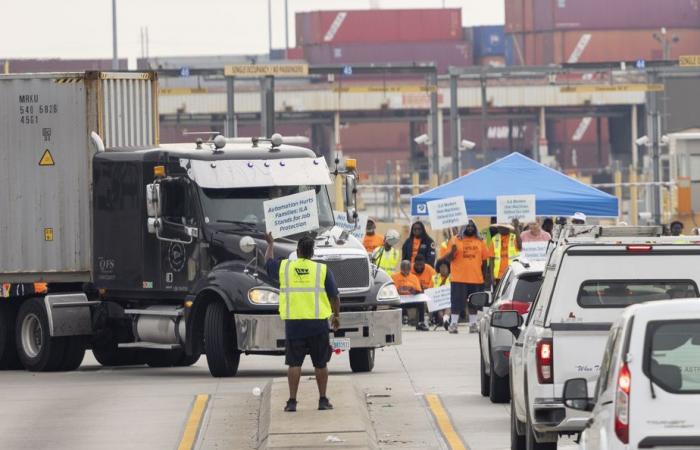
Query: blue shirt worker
264 232 341 413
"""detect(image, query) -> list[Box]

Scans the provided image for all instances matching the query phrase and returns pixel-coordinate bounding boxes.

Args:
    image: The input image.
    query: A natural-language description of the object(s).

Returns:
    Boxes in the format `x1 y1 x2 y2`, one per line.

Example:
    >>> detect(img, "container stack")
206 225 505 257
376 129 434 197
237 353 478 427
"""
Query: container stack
472 26 507 67
505 0 700 65
295 9 473 73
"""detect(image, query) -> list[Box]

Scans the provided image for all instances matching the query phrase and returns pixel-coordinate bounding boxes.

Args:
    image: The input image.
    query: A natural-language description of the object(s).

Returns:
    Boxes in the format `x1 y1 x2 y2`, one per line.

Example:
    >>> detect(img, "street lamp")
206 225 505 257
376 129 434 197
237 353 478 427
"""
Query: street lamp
652 28 680 60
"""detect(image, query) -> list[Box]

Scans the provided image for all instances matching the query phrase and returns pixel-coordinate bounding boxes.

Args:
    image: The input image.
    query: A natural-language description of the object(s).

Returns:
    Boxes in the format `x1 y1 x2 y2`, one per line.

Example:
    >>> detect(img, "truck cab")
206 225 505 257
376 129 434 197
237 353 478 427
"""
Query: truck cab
90 135 402 376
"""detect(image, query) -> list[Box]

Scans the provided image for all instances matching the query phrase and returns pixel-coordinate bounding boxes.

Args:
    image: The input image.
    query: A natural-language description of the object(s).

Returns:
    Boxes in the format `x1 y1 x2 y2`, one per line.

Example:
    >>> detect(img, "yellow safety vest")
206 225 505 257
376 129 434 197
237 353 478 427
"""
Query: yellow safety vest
278 258 331 320
432 274 451 287
493 233 520 279
372 247 401 275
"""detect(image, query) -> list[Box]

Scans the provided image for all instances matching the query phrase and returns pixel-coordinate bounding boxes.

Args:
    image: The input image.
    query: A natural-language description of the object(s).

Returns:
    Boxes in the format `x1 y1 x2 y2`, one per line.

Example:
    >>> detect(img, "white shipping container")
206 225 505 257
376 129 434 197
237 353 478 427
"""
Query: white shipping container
0 71 158 283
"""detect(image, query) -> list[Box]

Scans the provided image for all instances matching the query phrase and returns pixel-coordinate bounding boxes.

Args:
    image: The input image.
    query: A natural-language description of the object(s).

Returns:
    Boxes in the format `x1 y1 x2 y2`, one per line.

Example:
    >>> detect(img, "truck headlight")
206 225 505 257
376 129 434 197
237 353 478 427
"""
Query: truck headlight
248 288 280 305
377 283 400 302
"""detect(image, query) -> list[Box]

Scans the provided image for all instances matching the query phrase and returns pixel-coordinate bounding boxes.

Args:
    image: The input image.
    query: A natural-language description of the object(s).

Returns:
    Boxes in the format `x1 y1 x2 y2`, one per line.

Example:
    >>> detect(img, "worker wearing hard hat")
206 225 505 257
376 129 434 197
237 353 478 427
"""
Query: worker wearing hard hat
363 219 383 254
372 229 401 275
571 212 587 225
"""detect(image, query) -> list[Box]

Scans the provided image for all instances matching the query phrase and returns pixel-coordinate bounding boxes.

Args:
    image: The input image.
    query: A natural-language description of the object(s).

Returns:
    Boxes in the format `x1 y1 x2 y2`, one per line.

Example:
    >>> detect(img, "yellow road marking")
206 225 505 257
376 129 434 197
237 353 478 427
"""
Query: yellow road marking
177 394 209 450
425 394 468 450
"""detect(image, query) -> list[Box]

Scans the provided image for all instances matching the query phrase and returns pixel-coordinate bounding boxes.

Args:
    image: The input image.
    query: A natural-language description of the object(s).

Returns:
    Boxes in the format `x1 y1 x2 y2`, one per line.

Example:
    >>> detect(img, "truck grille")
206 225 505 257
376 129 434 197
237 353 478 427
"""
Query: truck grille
321 258 370 290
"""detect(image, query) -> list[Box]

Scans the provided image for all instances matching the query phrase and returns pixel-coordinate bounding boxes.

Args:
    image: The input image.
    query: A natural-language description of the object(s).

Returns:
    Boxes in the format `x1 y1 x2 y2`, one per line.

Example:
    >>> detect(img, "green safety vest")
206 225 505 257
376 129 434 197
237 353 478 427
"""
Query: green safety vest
493 233 520 279
372 247 401 275
279 258 331 320
432 274 451 287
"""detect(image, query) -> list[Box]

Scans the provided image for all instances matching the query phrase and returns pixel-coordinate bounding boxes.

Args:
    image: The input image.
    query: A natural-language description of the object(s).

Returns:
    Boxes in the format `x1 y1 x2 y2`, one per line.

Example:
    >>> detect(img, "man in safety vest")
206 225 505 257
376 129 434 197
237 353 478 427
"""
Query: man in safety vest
372 229 401 275
265 233 341 413
488 221 522 288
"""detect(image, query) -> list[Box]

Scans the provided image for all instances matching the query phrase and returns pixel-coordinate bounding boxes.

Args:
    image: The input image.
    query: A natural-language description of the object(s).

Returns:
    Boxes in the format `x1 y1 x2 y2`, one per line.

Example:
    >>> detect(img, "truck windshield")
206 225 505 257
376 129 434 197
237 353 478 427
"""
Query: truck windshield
199 185 335 233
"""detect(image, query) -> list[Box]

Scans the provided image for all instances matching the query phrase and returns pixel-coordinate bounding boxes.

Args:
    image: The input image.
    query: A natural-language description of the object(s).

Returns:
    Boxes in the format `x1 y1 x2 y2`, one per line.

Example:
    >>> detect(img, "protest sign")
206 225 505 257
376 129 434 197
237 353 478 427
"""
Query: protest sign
333 211 368 240
264 190 319 238
497 195 536 224
399 293 430 305
424 285 452 312
521 241 549 262
427 196 468 230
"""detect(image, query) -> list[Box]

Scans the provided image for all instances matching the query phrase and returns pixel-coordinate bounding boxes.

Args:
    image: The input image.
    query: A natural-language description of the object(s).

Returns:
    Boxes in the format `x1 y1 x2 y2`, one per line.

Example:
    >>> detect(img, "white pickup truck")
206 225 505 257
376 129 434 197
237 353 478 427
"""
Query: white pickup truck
494 226 700 450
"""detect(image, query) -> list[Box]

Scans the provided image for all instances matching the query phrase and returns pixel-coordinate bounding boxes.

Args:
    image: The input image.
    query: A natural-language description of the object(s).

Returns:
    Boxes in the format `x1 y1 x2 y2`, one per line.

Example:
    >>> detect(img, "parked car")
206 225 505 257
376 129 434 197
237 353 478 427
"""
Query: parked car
494 226 700 450
470 259 544 403
563 299 700 450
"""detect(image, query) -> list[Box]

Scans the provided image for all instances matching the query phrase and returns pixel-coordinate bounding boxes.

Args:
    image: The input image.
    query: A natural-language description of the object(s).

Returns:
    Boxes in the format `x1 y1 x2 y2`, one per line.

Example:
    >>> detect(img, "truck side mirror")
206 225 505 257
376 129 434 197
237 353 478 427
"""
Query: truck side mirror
469 292 492 309
160 179 186 218
345 174 357 209
491 310 523 337
563 378 593 411
146 183 161 218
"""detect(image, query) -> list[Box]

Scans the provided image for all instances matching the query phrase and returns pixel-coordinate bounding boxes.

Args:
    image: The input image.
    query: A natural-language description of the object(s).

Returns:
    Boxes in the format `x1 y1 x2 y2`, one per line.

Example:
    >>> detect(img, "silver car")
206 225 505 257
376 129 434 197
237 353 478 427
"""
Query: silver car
469 259 544 403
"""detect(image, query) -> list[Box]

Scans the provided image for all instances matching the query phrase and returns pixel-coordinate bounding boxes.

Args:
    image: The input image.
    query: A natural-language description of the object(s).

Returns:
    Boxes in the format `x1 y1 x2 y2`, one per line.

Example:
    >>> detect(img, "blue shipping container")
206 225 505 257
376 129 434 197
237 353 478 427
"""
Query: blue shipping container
473 26 505 58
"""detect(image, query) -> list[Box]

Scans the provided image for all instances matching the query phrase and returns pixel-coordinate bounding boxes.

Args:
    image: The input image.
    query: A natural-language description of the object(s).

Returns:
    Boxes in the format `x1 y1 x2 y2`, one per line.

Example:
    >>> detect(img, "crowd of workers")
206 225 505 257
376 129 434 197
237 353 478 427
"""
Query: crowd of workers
362 216 564 334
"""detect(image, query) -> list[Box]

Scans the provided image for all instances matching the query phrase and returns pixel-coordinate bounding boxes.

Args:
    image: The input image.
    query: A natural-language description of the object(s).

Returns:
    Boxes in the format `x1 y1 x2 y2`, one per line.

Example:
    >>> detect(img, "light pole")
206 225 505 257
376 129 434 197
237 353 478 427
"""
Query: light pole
111 0 118 70
268 0 273 57
652 28 680 60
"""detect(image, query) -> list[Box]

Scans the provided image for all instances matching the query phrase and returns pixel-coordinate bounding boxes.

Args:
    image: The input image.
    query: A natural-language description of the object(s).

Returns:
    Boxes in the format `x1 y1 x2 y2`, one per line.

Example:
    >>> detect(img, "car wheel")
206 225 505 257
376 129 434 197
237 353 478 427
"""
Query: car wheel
489 350 511 403
511 399 526 450
480 347 490 397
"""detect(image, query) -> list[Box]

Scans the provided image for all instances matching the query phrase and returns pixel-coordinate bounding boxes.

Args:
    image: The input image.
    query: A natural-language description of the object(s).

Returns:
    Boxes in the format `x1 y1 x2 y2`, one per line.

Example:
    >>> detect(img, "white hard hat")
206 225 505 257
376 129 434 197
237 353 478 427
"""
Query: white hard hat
572 212 587 223
384 229 400 246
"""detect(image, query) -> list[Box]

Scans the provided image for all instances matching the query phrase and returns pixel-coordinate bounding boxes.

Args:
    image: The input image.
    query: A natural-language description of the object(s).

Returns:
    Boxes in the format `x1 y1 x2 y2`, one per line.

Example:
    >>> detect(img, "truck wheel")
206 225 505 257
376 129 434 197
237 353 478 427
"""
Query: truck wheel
0 304 22 370
511 399 526 450
15 297 67 372
204 301 240 377
480 349 490 397
92 343 145 367
349 348 375 372
59 336 86 371
489 351 510 403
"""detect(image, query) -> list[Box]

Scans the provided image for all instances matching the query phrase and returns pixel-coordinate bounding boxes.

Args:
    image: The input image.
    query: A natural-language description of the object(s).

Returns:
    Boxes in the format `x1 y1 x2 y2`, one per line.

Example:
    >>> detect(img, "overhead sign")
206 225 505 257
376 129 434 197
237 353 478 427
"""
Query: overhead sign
333 211 367 240
424 285 452 312
180 66 190 77
333 85 437 94
224 63 309 77
342 65 353 76
560 84 664 93
679 55 700 67
264 190 319 238
497 195 536 224
521 241 550 262
427 196 468 230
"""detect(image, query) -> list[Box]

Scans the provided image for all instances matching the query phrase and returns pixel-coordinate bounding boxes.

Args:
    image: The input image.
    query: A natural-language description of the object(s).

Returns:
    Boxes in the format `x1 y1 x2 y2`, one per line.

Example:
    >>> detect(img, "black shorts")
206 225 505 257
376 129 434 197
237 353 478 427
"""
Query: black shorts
450 282 482 315
285 333 332 369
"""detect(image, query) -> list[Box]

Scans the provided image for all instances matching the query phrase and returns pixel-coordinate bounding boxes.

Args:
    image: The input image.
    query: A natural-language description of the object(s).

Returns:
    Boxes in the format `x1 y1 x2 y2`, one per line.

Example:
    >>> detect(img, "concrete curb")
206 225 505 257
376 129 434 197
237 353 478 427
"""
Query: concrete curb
258 376 377 449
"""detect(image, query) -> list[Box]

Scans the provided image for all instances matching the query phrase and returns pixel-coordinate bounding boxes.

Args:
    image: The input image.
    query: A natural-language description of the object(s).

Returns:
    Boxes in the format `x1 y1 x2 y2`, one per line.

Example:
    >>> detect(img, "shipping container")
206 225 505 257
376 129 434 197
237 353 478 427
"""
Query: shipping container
473 25 506 58
295 9 462 46
505 0 535 33
548 117 610 146
0 72 158 282
3 58 128 73
551 142 611 173
508 28 700 65
304 40 473 73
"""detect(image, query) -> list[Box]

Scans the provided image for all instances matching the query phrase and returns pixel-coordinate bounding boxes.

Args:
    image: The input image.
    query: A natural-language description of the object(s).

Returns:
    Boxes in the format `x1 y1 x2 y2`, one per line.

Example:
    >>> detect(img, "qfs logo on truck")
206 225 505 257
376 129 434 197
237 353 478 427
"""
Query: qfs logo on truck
97 257 116 281
167 243 186 273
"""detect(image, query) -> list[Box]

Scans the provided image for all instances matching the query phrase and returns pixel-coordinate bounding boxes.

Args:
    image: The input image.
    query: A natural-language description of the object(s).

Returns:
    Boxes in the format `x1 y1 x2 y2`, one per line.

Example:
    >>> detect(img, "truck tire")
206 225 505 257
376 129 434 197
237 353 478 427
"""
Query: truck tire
349 348 375 372
92 343 146 367
480 350 490 397
489 350 510 403
15 297 67 372
511 396 526 450
0 304 22 370
59 336 86 371
204 301 240 377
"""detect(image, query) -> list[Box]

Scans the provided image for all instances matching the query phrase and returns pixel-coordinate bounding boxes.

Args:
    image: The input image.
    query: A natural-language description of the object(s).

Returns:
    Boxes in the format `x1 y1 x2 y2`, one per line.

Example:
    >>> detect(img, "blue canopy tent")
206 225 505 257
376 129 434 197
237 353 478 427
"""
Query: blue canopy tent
411 153 618 217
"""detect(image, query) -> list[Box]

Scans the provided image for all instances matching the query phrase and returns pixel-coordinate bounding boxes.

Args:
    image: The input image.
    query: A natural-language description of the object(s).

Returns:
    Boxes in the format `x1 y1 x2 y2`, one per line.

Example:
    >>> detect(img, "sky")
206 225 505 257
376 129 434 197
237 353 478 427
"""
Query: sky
0 0 504 62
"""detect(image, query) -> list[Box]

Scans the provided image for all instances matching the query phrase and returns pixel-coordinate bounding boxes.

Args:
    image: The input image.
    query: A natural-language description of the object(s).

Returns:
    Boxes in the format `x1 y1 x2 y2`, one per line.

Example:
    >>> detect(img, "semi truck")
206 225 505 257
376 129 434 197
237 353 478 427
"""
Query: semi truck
0 71 402 377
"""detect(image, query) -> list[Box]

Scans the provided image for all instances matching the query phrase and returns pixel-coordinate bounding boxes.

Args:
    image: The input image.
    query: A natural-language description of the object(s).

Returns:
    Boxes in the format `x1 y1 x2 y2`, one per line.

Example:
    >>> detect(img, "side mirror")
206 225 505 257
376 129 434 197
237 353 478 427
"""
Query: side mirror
563 378 593 411
469 292 492 309
146 183 161 218
491 310 523 337
345 174 357 209
239 236 257 254
346 207 358 225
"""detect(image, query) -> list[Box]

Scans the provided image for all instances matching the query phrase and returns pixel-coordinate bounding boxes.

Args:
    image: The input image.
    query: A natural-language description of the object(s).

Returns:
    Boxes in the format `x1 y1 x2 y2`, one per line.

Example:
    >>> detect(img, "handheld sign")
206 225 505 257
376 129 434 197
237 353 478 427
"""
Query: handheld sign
427 196 468 230
264 190 319 238
424 285 452 312
333 211 368 240
497 195 536 224
521 241 549 262
399 293 431 305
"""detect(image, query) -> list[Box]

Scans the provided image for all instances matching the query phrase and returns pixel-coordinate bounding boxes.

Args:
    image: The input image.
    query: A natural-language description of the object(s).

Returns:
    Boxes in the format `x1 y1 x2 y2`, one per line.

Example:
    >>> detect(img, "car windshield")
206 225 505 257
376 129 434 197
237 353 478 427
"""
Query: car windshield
646 320 700 393
512 275 543 303
199 185 335 233
577 280 699 308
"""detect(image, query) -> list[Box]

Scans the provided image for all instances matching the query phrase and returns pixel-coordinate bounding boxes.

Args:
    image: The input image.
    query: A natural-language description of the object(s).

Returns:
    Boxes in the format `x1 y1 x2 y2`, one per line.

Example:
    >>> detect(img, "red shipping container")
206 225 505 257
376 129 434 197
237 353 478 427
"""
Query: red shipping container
505 0 536 33
554 0 700 31
551 143 611 173
548 118 610 146
296 9 462 46
304 41 472 73
286 47 305 60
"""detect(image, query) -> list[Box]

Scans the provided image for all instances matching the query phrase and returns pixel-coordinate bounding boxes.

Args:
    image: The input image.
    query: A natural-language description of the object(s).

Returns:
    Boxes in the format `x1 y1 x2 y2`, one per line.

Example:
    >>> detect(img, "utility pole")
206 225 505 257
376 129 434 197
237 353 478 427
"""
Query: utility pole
449 73 460 180
648 70 662 224
111 0 118 70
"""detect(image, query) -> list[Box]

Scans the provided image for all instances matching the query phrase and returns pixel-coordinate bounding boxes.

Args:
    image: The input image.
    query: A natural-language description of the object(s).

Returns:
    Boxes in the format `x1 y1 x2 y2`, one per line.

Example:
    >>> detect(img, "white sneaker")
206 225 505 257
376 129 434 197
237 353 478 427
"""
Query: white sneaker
448 323 459 334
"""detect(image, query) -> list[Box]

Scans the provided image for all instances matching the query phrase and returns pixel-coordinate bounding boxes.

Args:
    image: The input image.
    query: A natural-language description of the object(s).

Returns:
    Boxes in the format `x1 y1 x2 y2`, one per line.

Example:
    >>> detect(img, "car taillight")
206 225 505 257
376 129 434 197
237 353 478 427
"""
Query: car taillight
498 300 531 315
536 338 553 384
614 363 631 444
626 244 652 252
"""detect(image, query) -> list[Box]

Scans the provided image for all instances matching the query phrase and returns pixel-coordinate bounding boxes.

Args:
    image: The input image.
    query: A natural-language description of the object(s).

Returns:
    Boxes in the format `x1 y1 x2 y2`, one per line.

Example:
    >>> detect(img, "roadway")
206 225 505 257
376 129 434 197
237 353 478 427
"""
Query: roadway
0 326 576 450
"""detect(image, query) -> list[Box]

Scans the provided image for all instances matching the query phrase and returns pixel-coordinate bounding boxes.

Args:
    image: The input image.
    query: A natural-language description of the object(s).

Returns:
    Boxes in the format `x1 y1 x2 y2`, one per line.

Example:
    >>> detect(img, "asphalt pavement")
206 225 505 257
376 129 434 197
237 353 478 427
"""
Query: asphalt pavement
0 325 576 450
